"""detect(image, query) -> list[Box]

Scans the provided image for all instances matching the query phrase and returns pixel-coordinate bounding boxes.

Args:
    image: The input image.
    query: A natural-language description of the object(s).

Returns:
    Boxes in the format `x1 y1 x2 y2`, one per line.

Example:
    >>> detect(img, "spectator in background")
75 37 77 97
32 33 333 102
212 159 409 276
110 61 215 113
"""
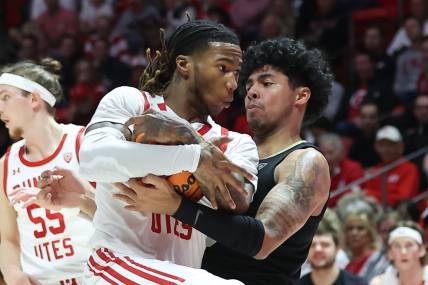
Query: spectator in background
319 133 364 208
229 0 271 45
370 222 428 285
67 59 107 125
30 0 77 20
90 38 131 89
35 0 79 50
17 34 40 61
51 33 82 98
348 100 381 168
206 5 232 27
397 93 428 190
84 15 131 64
394 16 424 104
79 0 114 34
258 13 283 40
296 0 348 61
364 125 420 207
338 50 395 124
363 26 395 82
417 36 428 94
114 0 159 35
257 0 295 40
387 0 428 56
164 0 197 37
344 212 380 281
299 209 367 285
323 80 345 123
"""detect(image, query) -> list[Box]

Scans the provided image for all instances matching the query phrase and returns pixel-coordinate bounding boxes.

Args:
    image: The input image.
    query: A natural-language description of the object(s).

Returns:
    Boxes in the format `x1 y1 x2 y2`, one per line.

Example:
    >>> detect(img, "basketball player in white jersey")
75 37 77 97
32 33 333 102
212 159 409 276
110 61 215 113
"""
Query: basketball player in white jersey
75 20 258 284
0 59 95 285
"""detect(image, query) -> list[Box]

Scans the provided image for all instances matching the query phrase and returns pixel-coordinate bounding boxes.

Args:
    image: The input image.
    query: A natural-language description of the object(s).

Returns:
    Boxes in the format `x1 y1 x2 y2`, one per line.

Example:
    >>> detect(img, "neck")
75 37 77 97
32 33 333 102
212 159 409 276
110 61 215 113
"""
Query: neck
351 247 371 260
164 82 208 123
311 265 340 285
255 119 302 159
22 114 63 159
398 265 425 285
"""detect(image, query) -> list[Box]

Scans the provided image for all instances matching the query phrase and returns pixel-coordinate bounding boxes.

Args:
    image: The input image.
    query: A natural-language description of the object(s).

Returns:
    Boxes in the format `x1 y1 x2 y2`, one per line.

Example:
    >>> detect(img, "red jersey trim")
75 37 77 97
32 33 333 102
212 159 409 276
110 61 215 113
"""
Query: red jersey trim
140 91 151 112
75 127 85 162
220 127 229 153
19 133 68 167
3 147 11 196
157 103 166 111
198 124 212 136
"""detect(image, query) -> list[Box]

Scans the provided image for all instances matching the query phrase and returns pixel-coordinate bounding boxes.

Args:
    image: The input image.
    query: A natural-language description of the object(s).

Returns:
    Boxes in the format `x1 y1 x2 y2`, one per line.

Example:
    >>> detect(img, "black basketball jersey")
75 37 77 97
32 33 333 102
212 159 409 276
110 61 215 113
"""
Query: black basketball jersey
202 141 328 285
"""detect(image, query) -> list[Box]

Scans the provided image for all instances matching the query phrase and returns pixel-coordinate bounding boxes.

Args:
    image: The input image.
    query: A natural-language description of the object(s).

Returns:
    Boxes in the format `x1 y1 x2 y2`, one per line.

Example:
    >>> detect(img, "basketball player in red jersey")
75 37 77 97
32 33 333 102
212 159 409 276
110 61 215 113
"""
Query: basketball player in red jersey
0 59 95 285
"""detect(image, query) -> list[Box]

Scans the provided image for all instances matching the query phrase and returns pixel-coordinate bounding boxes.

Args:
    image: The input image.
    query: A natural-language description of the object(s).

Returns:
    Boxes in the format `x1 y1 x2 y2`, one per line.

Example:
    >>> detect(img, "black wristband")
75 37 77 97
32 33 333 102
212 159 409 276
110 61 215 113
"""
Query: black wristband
173 198 265 256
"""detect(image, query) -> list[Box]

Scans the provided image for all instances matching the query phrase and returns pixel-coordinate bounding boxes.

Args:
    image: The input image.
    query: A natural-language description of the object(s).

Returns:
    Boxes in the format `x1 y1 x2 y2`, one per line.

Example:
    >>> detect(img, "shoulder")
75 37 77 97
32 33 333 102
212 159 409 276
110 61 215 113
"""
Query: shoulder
284 147 329 171
227 131 257 150
102 86 144 103
368 274 383 285
277 146 330 197
297 273 312 284
340 270 367 282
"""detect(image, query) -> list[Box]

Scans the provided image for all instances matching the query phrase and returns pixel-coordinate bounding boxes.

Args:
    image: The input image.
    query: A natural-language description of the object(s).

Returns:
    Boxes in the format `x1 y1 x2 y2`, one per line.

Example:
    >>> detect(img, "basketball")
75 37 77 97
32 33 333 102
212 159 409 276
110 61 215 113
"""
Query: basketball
134 132 203 201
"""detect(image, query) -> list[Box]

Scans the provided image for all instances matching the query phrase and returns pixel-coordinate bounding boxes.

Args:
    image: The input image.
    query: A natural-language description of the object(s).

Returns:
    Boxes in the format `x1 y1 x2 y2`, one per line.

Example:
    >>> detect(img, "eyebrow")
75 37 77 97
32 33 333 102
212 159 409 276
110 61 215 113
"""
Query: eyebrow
216 57 242 65
246 72 275 85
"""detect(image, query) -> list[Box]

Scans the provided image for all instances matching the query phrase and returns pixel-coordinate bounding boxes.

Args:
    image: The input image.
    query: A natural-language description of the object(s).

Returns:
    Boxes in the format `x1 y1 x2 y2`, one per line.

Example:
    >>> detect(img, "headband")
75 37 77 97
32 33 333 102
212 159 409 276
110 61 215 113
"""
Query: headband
388 226 423 245
0 73 56 107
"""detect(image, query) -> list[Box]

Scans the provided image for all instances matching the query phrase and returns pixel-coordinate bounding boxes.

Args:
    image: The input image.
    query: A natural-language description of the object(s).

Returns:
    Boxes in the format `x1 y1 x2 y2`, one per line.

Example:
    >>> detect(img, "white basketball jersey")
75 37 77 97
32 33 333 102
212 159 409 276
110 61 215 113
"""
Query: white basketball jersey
87 87 258 268
3 124 94 283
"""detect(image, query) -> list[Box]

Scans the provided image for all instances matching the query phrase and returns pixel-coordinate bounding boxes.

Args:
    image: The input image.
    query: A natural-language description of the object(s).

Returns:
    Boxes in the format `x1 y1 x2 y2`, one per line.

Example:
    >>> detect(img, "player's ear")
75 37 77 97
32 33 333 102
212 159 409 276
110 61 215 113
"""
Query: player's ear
295 87 310 106
30 91 44 111
176 55 192 80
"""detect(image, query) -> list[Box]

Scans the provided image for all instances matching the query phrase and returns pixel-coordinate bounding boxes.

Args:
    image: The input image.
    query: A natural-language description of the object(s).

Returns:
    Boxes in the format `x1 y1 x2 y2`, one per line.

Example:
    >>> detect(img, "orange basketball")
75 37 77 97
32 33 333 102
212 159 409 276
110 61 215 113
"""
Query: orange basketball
168 171 203 201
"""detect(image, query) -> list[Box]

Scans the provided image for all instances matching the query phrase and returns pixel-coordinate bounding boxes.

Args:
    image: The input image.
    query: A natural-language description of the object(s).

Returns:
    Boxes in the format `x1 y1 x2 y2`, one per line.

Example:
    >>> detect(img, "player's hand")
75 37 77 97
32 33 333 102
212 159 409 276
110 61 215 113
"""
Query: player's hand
195 140 253 210
10 273 41 285
113 175 182 215
124 109 201 144
10 168 92 211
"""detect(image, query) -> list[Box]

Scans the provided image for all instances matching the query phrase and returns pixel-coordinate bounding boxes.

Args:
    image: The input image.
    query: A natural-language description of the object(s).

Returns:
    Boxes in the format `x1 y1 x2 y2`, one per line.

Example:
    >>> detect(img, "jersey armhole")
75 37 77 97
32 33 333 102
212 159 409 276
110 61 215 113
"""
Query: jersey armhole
220 127 229 153
3 147 11 197
140 90 151 112
75 127 85 162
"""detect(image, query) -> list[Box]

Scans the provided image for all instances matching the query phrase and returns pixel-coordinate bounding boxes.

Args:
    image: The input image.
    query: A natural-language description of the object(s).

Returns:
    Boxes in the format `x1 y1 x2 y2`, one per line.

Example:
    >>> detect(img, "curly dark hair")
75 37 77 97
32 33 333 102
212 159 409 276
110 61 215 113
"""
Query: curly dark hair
239 37 333 125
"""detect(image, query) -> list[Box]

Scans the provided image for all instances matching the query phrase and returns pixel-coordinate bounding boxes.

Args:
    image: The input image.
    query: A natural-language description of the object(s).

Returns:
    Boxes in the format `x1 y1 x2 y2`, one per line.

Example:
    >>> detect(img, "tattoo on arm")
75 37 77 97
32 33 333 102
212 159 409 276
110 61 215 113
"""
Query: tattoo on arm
256 151 321 240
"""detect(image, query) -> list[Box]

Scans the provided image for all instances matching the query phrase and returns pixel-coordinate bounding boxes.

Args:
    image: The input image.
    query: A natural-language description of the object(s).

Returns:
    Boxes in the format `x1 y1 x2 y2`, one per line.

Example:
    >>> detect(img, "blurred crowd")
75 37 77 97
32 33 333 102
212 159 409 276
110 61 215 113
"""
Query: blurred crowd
3 0 428 283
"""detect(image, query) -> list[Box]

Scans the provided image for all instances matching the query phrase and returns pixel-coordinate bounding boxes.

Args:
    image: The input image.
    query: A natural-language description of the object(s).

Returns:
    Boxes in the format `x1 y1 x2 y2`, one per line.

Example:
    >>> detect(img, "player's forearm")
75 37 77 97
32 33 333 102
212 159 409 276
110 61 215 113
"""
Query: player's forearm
0 241 24 283
173 198 265 257
79 128 201 182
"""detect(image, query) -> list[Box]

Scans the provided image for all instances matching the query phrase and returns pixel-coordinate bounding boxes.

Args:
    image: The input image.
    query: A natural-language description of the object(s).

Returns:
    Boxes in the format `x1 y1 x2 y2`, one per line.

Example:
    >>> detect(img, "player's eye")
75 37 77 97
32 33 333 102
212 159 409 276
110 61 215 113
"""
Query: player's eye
219 65 226 72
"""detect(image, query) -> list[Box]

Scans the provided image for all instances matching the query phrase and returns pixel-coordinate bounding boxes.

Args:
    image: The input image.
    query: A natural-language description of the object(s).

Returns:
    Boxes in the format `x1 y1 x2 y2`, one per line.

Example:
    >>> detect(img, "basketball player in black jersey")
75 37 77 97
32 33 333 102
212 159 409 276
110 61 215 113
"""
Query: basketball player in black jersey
115 37 333 284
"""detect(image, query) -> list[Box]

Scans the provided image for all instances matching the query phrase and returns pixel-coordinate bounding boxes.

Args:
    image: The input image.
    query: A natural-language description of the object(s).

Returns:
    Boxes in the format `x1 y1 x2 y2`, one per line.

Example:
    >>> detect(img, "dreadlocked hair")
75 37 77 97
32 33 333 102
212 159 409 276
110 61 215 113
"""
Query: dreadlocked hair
139 29 172 94
139 19 239 95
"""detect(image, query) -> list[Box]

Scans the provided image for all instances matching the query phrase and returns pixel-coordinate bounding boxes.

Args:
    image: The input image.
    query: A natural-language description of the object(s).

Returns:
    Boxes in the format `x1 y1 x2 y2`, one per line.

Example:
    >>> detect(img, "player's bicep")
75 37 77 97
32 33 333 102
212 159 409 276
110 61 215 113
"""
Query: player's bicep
254 150 329 258
0 158 19 243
